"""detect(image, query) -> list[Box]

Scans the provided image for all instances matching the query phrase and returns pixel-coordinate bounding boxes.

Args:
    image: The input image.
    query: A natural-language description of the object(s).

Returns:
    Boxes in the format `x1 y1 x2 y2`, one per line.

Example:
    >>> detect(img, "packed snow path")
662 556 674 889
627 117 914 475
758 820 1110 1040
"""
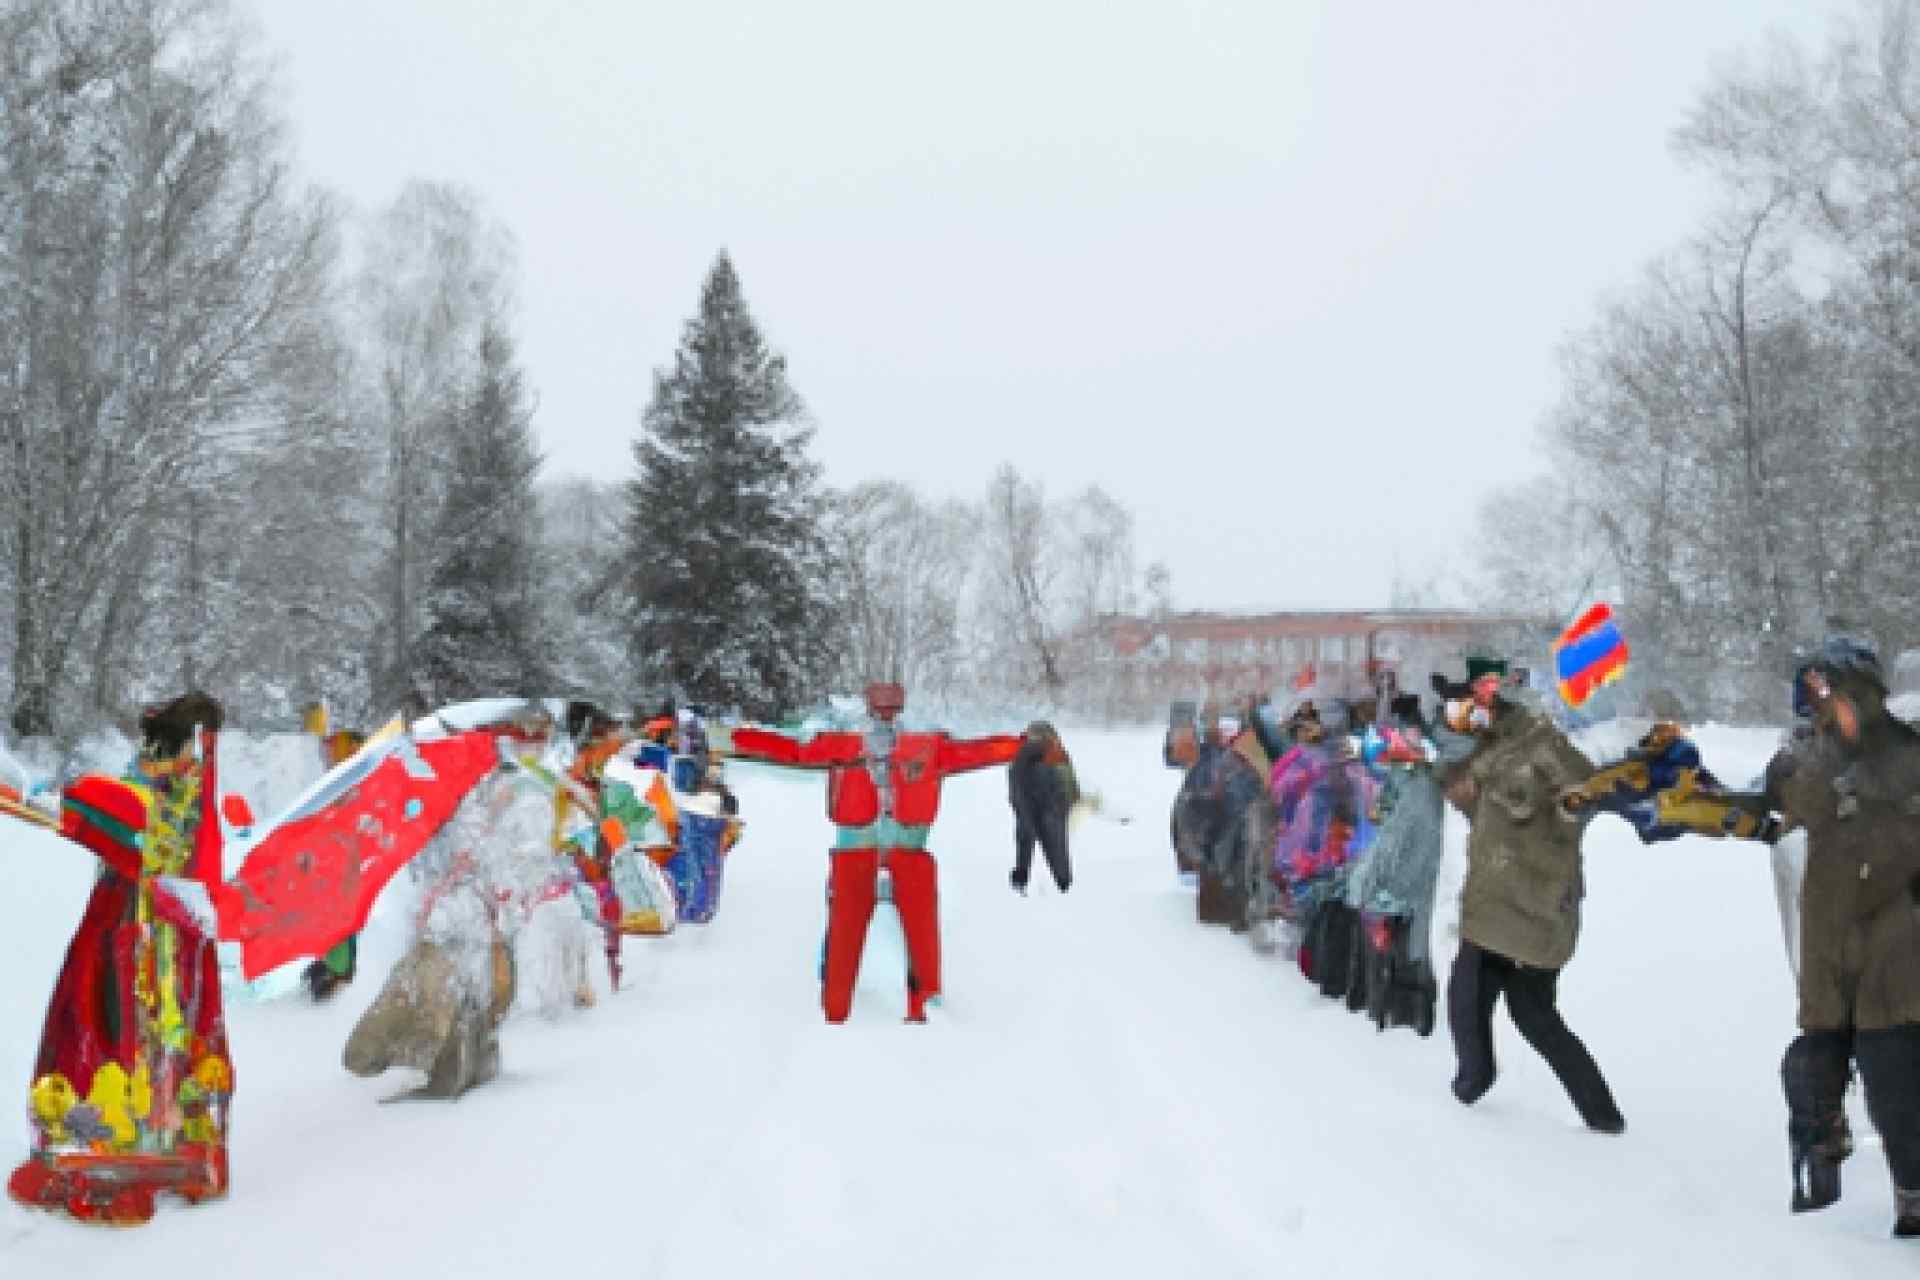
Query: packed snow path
2 727 1913 1277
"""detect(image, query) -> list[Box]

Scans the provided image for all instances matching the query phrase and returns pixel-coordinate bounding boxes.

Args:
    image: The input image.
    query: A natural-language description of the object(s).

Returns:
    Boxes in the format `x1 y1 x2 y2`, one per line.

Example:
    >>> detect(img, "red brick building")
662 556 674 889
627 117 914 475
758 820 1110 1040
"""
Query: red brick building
1091 609 1539 712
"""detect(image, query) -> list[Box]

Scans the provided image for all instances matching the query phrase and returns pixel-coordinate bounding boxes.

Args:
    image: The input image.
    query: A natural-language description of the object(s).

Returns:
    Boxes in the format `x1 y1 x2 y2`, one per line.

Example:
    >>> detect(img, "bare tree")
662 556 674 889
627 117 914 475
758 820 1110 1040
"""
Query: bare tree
351 179 515 708
825 480 971 702
0 0 335 734
978 463 1066 697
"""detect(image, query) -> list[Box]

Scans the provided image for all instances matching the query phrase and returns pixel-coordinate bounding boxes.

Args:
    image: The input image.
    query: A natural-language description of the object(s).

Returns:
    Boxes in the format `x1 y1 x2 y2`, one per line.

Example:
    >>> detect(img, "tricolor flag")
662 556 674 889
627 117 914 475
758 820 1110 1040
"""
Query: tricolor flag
1554 603 1630 709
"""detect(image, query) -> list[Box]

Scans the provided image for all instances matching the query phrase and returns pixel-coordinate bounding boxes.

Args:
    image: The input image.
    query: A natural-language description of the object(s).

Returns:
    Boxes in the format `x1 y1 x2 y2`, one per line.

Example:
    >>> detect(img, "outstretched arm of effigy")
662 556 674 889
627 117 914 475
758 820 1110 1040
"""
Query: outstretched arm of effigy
730 728 864 768
936 734 1024 774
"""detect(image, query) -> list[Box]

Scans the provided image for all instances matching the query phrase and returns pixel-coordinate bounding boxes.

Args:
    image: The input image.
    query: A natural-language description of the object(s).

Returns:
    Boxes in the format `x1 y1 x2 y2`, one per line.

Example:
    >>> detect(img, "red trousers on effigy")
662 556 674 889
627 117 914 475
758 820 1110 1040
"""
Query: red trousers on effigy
823 848 939 1023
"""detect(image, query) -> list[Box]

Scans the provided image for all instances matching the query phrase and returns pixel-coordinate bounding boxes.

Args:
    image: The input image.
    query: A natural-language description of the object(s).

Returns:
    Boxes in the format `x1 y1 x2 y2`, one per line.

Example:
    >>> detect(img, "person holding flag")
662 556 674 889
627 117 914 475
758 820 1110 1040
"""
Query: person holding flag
1440 655 1628 1135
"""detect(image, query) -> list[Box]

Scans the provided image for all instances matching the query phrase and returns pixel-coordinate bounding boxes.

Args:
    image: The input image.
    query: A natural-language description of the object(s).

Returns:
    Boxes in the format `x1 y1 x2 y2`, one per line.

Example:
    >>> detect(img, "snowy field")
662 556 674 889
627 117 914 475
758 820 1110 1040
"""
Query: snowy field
1 725 1913 1277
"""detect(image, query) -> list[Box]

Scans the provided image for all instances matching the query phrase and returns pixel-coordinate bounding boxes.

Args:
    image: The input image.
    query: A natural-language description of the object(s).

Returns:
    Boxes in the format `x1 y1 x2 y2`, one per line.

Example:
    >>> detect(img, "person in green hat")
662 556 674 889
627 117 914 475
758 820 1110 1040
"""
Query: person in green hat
1440 654 1627 1135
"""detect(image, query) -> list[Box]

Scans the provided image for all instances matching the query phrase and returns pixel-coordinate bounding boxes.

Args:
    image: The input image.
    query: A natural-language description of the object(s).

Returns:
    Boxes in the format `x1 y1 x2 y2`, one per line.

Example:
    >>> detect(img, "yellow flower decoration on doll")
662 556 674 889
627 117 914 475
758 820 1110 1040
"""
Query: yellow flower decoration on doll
192 1054 232 1095
29 1074 78 1141
86 1061 138 1149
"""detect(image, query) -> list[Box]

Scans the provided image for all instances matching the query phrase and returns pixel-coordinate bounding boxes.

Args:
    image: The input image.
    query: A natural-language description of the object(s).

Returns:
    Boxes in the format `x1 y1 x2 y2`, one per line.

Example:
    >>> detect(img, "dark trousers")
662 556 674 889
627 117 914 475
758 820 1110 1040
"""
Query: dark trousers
1447 941 1625 1132
1858 1027 1920 1190
1012 808 1072 893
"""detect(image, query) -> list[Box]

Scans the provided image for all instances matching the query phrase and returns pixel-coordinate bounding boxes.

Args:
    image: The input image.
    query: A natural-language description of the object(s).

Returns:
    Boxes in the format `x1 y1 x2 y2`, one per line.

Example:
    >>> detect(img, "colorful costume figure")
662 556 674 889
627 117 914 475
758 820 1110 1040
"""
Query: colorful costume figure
549 708 635 988
8 693 235 1225
731 682 1020 1023
1341 697 1470 1036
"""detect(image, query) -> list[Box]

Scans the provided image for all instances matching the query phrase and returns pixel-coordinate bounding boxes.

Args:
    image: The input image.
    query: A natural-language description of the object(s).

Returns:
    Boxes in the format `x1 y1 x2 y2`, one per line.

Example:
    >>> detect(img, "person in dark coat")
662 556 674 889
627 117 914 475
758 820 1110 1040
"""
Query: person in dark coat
1441 656 1626 1136
1008 721 1079 894
1759 638 1920 1236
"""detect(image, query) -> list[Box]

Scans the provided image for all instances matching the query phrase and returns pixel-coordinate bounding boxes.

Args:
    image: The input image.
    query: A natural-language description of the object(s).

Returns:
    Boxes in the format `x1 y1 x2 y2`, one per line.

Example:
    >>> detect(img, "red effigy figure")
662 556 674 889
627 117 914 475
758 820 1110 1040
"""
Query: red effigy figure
730 682 1020 1023
8 693 234 1226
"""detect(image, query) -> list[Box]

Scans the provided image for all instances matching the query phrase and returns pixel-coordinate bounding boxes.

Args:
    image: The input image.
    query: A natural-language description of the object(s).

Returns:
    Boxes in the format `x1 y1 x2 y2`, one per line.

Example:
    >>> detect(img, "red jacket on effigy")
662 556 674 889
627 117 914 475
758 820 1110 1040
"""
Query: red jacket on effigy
731 728 1020 828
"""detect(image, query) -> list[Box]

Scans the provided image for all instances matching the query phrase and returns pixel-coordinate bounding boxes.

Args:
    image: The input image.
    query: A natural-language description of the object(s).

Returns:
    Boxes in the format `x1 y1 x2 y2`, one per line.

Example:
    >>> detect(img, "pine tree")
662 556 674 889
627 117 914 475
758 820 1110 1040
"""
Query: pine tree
415 319 550 704
624 251 830 718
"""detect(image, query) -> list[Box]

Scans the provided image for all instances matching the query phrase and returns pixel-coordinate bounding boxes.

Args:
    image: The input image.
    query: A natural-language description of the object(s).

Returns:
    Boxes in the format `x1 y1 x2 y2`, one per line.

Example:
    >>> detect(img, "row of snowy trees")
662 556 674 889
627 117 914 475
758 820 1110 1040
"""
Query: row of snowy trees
554 252 1167 723
0 0 1162 738
1478 0 1920 718
0 0 565 737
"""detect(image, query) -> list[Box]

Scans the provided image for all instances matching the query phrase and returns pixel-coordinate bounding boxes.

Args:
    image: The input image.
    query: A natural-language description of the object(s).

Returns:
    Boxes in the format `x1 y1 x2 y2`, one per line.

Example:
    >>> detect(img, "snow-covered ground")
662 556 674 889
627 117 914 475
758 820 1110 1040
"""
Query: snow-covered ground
1 725 1913 1277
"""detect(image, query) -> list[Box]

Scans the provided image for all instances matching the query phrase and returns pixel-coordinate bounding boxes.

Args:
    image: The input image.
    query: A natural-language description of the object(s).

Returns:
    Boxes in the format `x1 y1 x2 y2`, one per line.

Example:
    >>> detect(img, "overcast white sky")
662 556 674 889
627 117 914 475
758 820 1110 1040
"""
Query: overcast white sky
240 0 1845 613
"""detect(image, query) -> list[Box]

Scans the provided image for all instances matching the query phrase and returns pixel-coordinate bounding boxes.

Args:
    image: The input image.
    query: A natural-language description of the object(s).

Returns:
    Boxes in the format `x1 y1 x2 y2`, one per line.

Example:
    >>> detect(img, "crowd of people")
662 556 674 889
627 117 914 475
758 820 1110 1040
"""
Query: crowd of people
1171 638 1920 1240
9 637 1916 1241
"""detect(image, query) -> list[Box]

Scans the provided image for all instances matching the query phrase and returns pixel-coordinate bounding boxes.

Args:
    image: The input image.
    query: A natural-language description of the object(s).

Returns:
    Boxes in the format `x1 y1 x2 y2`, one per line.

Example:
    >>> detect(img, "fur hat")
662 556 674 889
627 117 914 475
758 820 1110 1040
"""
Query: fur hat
139 691 224 759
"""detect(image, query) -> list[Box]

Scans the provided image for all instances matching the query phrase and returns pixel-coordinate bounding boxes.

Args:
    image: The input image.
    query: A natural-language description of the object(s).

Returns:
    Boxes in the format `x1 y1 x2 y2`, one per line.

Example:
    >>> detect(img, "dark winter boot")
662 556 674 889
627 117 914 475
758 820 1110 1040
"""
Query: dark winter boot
1782 1033 1854 1213
1412 965 1438 1039
1365 941 1394 1031
1894 1190 1920 1238
1345 918 1371 1015
1009 870 1027 897
1315 906 1354 1001
303 959 342 1002
1788 1137 1848 1213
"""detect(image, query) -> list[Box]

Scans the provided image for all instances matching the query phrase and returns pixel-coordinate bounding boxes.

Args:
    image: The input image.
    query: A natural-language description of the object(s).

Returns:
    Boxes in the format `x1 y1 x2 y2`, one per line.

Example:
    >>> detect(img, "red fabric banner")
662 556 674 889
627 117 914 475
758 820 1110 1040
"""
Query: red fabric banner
213 732 501 979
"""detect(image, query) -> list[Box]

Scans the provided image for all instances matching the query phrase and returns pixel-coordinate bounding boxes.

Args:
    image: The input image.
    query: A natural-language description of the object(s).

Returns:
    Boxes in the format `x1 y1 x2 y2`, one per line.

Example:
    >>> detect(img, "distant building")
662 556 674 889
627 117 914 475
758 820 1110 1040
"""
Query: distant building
1090 608 1542 711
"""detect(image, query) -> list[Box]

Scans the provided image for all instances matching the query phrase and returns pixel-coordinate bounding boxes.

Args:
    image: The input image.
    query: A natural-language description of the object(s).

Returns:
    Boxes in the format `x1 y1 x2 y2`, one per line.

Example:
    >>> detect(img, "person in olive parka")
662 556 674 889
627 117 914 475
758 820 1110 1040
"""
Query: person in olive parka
1760 638 1920 1237
1008 720 1079 895
1441 656 1626 1135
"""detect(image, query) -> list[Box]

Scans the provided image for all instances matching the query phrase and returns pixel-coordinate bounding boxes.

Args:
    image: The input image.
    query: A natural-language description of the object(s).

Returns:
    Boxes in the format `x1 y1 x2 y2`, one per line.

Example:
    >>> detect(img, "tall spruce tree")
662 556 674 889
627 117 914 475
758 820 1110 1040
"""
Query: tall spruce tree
625 251 829 718
415 319 550 704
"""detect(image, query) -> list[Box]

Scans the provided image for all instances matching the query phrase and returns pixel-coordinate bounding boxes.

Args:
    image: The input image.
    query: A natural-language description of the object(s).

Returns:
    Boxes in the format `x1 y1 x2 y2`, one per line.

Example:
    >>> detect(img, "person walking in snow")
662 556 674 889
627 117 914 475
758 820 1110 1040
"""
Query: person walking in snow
1007 720 1079 895
730 682 1022 1023
1756 638 1920 1236
1440 656 1626 1135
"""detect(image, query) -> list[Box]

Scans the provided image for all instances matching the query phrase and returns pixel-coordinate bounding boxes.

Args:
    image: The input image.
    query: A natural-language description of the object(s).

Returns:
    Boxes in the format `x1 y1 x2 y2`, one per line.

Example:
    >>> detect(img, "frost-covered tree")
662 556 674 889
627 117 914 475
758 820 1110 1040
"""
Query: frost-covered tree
822 480 971 701
0 0 334 734
537 474 630 704
415 319 549 703
355 180 514 712
622 251 829 718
